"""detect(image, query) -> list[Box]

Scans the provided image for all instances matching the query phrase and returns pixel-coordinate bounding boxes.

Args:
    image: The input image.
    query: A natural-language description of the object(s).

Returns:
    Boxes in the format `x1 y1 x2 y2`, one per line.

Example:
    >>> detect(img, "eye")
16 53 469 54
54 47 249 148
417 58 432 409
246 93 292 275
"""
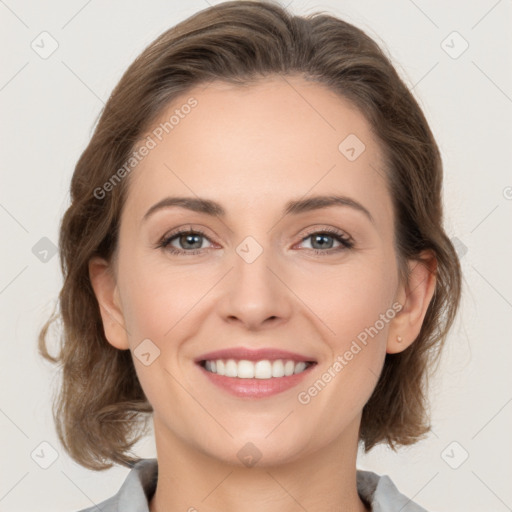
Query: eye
156 226 354 256
297 227 354 255
157 227 215 255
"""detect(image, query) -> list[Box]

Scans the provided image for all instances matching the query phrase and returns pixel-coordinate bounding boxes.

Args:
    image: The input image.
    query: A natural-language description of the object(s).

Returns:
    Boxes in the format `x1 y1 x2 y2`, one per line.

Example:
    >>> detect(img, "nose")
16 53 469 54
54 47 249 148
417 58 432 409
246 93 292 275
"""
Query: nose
217 245 293 331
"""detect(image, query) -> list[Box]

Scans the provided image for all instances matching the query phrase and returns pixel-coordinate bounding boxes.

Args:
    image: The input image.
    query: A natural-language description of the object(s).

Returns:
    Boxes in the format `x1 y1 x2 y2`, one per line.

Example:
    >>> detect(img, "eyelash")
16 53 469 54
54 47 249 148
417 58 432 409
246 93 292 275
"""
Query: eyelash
156 226 354 256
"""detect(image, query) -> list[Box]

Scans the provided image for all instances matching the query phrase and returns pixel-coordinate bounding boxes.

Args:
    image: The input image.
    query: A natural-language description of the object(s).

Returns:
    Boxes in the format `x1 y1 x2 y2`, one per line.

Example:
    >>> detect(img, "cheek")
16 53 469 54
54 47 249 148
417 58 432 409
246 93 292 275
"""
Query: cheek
117 249 211 340
295 266 395 415
117 261 208 409
121 246 397 346
293 256 397 346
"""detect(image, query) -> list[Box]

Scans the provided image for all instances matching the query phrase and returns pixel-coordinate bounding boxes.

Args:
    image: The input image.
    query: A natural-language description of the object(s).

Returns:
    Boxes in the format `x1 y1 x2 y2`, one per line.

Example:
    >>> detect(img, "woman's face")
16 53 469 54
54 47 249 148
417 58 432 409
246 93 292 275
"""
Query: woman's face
96 76 409 466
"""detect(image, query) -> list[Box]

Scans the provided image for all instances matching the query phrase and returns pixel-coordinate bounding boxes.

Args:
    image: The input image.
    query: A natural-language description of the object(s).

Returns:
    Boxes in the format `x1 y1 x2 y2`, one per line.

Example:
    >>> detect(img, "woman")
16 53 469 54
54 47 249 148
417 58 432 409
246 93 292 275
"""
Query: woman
38 1 462 511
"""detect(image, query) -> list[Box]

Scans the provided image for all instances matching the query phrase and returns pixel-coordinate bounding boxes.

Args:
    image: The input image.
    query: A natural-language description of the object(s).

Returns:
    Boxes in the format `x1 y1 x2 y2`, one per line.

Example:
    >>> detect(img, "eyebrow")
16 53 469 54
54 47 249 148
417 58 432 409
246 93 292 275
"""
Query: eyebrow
142 194 374 224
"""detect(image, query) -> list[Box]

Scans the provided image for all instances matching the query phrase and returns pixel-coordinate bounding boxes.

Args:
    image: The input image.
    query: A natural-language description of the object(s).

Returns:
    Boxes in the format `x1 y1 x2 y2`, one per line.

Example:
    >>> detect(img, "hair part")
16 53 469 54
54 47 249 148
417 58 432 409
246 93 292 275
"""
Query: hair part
39 0 462 470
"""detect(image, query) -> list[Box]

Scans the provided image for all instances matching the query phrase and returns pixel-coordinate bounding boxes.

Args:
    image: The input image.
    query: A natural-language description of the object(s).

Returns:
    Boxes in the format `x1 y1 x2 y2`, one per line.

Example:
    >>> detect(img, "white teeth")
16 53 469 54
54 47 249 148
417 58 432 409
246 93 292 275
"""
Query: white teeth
294 361 307 374
254 360 272 379
225 359 238 377
203 358 311 379
238 360 255 378
284 360 295 376
271 360 284 377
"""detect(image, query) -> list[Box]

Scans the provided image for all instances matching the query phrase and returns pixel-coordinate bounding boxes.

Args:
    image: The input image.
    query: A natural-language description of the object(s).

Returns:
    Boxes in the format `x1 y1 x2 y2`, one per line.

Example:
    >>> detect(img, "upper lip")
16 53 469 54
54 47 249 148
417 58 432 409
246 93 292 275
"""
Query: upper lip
194 347 317 364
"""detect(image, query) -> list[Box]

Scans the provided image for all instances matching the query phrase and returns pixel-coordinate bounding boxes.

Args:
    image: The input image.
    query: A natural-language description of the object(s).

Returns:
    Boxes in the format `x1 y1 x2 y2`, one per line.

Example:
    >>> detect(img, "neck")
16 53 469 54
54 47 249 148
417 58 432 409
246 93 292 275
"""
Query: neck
149 415 370 512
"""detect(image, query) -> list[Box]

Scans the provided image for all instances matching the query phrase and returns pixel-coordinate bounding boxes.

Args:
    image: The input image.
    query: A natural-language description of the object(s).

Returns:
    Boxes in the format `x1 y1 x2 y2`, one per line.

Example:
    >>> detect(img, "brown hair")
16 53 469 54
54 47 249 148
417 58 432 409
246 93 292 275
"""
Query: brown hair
38 0 462 470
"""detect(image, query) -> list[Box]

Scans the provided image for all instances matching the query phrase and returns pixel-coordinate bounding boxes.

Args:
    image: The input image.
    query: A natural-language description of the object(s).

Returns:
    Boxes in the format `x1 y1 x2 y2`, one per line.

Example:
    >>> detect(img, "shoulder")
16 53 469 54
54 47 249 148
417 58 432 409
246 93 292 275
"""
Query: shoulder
76 494 118 512
356 469 430 512
74 459 158 512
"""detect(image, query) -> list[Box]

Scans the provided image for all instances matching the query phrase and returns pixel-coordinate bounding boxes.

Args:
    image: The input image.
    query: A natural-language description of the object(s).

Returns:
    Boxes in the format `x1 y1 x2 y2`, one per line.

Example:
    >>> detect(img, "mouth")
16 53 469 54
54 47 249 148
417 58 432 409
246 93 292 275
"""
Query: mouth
194 347 318 399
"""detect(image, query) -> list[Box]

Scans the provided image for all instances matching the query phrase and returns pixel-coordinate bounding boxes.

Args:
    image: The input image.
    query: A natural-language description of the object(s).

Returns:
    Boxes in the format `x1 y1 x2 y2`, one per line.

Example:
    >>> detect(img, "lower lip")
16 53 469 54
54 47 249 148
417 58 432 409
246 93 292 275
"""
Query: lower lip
197 363 316 399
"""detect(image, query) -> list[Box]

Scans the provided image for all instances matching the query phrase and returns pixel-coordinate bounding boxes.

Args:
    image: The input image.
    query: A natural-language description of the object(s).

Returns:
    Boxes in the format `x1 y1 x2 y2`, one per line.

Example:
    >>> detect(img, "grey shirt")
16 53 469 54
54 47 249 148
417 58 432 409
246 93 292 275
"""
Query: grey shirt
77 458 428 512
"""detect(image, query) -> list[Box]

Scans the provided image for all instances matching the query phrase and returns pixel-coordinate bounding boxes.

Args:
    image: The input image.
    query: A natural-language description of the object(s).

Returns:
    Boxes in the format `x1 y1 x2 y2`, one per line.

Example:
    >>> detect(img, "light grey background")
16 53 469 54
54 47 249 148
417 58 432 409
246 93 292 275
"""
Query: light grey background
1 1 511 511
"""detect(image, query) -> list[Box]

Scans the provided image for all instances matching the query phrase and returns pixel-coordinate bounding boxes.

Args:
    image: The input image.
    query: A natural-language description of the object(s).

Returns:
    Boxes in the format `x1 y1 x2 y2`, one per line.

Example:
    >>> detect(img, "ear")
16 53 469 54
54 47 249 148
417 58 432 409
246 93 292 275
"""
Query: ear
88 256 130 350
387 250 437 354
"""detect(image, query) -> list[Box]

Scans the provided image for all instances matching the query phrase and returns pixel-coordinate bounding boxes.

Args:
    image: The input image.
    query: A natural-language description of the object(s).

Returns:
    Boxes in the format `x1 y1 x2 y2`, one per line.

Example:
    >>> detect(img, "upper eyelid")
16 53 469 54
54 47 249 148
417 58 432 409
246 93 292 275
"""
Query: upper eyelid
299 225 351 239
161 225 349 238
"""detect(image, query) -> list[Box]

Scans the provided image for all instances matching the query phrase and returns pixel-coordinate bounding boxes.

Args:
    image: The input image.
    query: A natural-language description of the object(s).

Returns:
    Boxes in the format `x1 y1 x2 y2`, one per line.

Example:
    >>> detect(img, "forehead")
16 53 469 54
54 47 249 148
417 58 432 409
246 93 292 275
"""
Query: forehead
122 75 392 231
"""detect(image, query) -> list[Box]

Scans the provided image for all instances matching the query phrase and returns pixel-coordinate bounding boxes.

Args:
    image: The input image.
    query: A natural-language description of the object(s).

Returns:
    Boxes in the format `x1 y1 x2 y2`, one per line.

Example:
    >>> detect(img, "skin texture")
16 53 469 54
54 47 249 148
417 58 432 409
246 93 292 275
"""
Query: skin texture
89 75 436 512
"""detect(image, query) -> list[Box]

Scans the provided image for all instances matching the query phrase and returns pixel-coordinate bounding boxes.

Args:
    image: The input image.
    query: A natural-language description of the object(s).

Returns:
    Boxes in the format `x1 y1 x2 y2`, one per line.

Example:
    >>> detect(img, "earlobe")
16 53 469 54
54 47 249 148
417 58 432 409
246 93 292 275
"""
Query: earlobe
387 251 437 354
88 256 130 350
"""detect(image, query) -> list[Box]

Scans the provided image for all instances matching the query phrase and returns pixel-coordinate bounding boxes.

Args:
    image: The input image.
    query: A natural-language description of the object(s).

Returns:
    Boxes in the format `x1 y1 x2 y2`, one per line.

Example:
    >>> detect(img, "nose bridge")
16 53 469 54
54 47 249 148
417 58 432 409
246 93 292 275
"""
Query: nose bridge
219 234 292 328
235 238 274 290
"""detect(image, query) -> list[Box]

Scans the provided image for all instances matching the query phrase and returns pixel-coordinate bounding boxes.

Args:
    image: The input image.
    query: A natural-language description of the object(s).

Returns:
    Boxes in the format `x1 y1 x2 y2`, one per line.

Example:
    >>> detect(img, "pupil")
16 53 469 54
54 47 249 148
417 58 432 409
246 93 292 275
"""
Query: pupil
312 234 332 249
182 233 202 249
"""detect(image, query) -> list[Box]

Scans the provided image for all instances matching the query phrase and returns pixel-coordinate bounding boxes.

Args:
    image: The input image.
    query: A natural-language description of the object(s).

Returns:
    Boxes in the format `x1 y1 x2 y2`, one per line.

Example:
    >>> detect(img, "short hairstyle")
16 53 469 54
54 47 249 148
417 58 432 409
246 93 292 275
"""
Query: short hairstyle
39 0 462 471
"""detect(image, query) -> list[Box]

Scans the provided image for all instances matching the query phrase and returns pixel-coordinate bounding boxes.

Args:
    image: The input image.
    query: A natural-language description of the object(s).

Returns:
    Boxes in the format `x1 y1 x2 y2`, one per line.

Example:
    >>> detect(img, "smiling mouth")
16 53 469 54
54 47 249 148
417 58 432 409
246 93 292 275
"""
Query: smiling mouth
199 358 317 379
